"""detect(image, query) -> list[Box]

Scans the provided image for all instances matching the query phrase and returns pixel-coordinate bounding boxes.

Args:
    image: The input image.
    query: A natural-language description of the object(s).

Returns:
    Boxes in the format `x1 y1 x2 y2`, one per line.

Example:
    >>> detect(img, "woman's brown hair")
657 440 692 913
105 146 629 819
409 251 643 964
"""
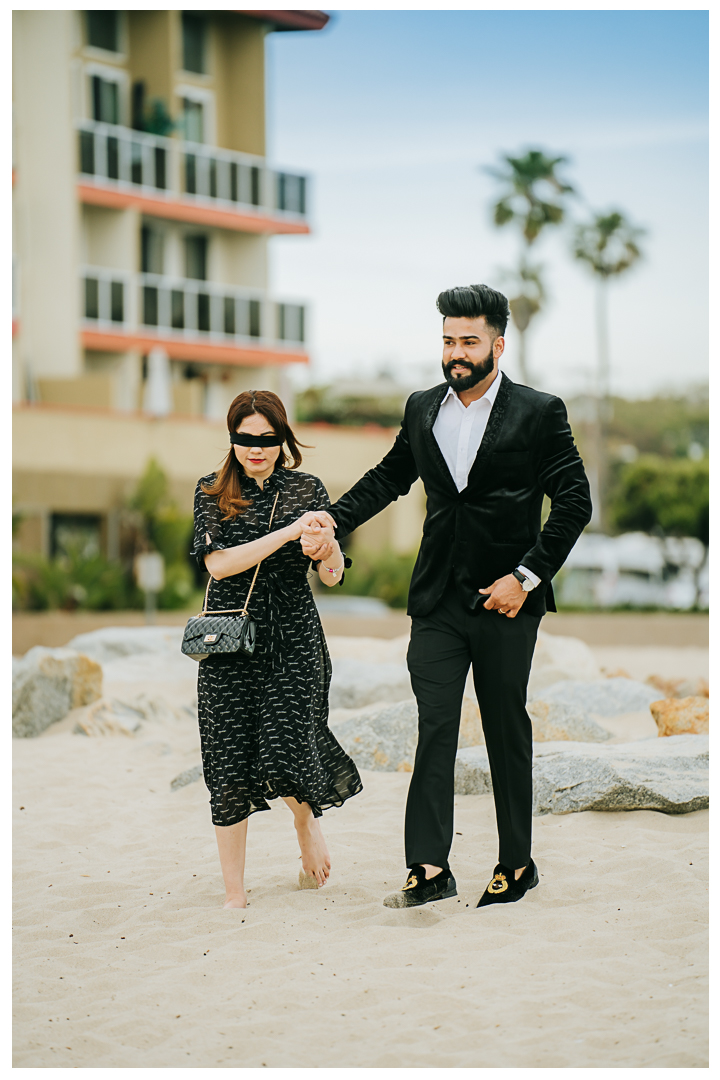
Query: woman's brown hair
201 390 310 519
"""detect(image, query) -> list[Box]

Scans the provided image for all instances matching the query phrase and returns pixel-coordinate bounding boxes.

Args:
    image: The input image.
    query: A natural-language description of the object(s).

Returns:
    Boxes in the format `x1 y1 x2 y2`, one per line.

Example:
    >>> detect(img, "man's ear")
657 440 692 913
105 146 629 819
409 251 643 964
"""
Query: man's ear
494 335 505 359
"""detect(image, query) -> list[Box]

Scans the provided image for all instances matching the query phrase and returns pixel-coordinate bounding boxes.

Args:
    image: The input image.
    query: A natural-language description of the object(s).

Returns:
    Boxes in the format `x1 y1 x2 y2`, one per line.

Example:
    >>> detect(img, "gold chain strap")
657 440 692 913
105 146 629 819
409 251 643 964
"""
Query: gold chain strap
200 490 280 617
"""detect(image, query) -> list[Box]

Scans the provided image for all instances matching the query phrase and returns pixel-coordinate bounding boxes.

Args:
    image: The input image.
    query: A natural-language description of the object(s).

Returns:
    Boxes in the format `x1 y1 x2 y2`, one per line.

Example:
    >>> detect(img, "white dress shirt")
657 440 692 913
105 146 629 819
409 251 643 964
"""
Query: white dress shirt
432 370 540 588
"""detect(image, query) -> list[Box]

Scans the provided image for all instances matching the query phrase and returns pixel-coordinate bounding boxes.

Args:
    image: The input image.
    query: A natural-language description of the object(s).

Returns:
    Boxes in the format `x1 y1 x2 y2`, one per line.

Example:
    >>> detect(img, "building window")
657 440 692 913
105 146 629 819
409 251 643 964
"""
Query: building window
85 278 99 320
182 98 204 143
91 75 120 125
182 13 207 74
143 286 158 327
141 226 164 275
50 513 102 559
278 303 305 343
185 235 208 281
86 11 120 53
277 173 307 215
110 281 124 323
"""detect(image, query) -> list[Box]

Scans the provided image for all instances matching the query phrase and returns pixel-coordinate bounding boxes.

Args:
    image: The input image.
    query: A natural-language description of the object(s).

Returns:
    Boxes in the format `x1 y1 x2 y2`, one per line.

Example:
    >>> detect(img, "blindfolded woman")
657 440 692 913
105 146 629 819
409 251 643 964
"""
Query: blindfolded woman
192 390 362 908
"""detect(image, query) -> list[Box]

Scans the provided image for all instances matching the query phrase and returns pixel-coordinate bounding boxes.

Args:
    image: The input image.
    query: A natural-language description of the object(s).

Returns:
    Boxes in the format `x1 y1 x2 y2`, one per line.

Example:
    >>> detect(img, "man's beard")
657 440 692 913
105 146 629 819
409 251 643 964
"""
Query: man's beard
442 348 495 392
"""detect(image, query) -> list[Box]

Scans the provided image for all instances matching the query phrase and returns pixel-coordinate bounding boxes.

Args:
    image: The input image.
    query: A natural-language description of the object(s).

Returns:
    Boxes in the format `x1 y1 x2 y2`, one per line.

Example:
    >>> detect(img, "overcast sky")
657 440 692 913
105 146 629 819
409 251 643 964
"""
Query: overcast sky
265 9 708 400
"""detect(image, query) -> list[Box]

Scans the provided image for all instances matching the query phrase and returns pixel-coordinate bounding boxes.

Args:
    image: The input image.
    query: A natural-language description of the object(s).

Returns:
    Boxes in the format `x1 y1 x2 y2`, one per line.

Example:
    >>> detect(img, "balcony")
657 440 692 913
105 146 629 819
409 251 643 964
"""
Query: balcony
80 266 308 366
77 120 309 235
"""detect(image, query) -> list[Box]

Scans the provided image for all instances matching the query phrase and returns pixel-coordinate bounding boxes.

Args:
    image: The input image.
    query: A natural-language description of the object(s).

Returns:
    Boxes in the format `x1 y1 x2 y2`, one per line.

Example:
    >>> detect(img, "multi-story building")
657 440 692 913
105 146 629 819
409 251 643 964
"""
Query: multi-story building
12 9 425 566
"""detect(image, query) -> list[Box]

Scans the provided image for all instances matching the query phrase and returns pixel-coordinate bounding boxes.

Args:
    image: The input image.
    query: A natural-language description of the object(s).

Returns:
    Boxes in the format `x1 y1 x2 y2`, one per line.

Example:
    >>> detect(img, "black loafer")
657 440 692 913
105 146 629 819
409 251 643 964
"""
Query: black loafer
476 859 539 907
383 865 458 908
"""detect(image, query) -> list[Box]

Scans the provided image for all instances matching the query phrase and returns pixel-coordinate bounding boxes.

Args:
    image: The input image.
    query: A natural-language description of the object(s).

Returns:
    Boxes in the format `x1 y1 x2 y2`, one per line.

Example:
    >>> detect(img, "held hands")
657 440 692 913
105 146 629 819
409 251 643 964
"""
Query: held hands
478 574 527 618
286 510 338 562
286 510 336 543
300 517 337 562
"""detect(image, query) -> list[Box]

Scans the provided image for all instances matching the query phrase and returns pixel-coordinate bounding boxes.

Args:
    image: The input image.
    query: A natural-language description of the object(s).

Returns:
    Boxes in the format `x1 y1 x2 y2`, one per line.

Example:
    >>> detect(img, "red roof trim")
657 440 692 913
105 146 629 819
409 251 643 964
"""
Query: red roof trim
78 183 310 236
81 328 309 368
239 10 329 31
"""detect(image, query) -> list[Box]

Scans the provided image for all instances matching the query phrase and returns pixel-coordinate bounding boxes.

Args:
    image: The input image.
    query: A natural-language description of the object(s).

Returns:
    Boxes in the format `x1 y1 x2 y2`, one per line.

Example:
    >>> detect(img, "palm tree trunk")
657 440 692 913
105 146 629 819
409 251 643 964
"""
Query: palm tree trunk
594 278 611 531
517 328 529 384
596 277 610 404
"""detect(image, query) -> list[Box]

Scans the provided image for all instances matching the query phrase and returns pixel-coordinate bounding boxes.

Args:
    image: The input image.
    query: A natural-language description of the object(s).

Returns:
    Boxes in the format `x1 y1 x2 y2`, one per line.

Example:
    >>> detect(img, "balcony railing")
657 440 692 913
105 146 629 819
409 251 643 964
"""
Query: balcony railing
81 266 131 328
77 120 308 219
81 267 306 346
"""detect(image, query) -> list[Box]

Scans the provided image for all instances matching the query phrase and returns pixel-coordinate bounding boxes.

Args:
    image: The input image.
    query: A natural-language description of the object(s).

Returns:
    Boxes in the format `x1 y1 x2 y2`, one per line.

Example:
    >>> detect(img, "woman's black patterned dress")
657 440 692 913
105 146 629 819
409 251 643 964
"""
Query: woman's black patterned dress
192 466 363 827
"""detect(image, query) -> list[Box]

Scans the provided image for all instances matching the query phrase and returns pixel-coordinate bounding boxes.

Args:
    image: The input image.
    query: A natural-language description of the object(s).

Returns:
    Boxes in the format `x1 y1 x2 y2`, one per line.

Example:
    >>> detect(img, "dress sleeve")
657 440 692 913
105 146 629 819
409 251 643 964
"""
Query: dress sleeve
191 478 228 571
311 476 352 581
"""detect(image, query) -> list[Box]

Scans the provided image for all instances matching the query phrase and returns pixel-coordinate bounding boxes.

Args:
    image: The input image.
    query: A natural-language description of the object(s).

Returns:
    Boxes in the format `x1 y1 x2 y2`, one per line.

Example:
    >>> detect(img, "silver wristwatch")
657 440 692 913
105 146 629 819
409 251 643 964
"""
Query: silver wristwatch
512 569 535 593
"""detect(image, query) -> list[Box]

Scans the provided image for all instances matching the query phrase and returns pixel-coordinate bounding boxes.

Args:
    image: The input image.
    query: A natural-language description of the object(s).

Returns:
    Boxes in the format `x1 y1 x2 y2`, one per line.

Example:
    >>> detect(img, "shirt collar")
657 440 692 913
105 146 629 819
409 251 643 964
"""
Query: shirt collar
440 368 503 407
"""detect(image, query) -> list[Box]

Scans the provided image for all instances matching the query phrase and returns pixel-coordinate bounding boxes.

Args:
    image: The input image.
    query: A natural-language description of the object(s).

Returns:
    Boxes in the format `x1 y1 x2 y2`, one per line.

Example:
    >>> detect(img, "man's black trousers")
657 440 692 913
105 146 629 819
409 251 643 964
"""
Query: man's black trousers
405 580 541 871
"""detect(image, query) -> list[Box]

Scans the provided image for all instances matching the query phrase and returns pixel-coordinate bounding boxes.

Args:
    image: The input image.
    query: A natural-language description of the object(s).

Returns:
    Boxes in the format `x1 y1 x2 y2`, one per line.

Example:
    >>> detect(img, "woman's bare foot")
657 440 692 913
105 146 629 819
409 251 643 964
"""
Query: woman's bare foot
223 891 247 909
295 817 332 887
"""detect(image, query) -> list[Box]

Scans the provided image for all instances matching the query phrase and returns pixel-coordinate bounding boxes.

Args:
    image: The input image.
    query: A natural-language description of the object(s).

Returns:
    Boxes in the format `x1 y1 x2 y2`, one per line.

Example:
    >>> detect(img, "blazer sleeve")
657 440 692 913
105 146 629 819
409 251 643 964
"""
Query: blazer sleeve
519 396 593 582
329 400 420 539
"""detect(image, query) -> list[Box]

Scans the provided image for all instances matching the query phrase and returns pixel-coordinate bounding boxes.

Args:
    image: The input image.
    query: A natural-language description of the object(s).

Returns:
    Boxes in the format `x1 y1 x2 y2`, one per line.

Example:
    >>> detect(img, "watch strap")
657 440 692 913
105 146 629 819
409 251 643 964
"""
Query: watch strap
513 568 535 592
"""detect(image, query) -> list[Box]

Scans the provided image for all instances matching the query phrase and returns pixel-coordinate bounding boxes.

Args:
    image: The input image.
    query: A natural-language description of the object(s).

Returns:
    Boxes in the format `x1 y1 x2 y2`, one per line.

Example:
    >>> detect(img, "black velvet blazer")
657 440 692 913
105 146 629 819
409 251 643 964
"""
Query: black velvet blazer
329 374 593 619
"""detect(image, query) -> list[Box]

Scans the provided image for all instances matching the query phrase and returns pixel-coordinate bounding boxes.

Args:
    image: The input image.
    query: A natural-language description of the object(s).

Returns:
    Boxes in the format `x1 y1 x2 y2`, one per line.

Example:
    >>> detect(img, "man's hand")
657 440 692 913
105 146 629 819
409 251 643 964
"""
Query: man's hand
478 574 527 618
300 519 336 562
286 510 336 543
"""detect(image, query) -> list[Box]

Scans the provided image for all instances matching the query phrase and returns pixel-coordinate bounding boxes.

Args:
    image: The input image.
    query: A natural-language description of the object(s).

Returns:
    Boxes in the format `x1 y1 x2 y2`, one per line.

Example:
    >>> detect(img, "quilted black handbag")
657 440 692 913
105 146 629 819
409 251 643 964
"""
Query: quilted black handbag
181 492 279 662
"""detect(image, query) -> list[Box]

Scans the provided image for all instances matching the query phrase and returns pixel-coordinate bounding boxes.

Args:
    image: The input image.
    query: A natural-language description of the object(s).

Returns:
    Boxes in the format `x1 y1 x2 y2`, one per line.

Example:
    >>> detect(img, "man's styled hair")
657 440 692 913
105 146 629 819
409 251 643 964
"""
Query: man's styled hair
436 284 510 338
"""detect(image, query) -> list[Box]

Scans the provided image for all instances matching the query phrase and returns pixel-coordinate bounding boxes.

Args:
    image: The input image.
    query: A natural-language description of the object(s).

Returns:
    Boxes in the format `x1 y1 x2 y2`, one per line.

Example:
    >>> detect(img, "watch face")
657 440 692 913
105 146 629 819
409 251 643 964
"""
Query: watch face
522 580 533 592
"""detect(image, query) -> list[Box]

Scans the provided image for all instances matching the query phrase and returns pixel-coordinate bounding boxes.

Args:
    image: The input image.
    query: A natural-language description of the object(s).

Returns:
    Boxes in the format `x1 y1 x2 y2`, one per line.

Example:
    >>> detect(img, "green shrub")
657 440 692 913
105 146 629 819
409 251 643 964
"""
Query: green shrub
12 458 196 612
12 547 137 611
611 454 709 544
158 560 195 610
341 547 417 609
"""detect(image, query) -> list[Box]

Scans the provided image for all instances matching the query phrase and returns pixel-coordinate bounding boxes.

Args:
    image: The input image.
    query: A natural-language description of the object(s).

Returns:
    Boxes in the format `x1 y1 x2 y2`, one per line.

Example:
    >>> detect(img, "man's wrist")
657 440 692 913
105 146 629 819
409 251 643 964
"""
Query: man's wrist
513 566 540 592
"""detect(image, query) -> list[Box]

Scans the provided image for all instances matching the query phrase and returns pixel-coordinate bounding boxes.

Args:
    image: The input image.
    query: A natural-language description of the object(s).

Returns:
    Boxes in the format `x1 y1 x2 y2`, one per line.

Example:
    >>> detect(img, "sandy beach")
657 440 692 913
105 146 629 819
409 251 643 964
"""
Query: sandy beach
13 636 708 1068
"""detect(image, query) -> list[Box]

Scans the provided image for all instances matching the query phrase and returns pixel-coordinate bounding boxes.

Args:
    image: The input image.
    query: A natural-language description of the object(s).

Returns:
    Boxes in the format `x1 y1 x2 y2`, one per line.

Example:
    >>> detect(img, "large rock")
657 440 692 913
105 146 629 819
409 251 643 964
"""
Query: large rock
527 699 612 743
330 696 483 772
528 631 601 693
73 694 196 737
326 635 409 665
459 697 484 747
12 647 102 738
66 626 197 684
530 677 660 718
455 735 709 815
327 629 602 709
646 675 709 700
66 626 184 664
328 658 412 710
650 697 709 737
331 700 417 772
74 698 145 737
170 764 203 791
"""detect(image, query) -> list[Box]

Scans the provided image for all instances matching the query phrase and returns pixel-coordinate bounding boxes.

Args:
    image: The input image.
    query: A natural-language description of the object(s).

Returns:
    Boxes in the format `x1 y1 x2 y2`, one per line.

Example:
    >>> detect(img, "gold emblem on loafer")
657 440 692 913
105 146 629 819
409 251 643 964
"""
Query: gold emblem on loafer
401 874 418 891
487 872 508 894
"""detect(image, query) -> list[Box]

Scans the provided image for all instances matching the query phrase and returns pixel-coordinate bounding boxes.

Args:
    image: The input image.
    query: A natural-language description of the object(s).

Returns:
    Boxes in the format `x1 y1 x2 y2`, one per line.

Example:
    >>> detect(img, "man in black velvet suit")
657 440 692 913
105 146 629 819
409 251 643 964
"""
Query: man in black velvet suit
302 284 592 908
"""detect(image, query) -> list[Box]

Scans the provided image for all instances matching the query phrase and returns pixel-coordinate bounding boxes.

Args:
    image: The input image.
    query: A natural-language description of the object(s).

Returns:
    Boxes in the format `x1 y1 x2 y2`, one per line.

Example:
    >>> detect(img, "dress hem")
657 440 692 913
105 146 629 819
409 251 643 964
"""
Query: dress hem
209 778 363 828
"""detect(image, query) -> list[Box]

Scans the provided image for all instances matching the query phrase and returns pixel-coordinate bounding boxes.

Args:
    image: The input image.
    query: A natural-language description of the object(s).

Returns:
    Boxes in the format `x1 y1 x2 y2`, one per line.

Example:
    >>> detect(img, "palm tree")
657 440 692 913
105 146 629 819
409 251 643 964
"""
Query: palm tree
502 262 546 386
573 210 644 528
487 149 574 383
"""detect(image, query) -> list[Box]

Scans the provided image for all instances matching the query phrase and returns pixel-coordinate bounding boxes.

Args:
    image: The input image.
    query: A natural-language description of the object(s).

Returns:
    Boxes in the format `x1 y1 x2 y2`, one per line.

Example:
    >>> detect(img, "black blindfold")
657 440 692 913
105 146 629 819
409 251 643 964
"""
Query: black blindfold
230 431 284 447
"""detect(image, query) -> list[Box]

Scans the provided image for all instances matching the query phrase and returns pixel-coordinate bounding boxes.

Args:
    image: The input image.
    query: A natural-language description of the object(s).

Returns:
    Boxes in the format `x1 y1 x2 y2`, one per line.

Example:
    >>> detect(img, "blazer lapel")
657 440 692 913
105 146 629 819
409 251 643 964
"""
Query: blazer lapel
422 384 457 489
465 372 514 489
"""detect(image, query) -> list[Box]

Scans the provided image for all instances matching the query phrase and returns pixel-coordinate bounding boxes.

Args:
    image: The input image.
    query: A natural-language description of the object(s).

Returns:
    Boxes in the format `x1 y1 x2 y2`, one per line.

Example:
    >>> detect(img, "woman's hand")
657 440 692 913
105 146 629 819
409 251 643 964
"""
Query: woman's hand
285 510 336 543
300 521 336 562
